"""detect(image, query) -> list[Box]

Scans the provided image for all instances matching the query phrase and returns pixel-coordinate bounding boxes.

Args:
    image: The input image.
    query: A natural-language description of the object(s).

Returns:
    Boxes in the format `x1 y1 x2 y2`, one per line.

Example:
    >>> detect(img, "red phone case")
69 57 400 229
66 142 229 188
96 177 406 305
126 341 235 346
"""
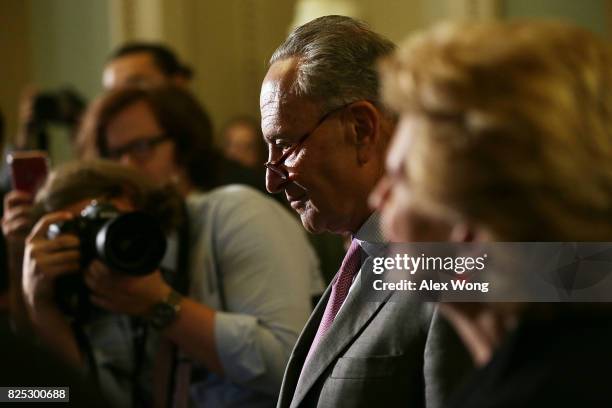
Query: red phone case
7 151 49 195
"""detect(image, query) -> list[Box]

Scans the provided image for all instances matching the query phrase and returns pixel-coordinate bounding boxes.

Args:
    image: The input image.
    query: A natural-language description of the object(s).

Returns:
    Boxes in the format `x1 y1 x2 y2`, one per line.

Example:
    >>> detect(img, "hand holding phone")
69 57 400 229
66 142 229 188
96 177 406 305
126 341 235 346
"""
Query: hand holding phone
2 190 34 249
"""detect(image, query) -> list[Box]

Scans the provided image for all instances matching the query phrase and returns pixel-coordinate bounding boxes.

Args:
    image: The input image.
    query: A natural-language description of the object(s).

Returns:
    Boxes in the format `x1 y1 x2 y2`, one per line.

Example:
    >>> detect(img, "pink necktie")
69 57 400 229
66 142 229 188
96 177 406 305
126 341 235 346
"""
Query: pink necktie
302 239 362 367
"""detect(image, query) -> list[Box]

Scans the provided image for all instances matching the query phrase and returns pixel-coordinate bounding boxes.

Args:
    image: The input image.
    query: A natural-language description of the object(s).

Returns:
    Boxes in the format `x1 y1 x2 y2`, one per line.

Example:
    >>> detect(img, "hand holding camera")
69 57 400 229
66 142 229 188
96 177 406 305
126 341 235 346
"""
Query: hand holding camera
47 201 167 276
22 212 80 310
84 260 170 316
24 200 168 319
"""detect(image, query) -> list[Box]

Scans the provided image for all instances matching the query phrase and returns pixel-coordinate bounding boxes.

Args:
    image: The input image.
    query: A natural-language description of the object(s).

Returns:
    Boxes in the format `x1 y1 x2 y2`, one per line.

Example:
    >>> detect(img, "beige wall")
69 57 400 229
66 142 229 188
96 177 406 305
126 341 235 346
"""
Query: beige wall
3 0 610 150
113 0 298 139
29 0 110 100
182 0 299 134
359 0 425 43
503 0 609 37
0 0 110 156
0 0 31 145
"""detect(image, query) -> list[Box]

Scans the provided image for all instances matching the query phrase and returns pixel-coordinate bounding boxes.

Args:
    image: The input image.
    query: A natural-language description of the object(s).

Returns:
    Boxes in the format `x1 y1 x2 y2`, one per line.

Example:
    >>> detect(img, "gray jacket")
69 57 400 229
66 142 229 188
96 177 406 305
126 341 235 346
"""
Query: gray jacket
276 215 472 408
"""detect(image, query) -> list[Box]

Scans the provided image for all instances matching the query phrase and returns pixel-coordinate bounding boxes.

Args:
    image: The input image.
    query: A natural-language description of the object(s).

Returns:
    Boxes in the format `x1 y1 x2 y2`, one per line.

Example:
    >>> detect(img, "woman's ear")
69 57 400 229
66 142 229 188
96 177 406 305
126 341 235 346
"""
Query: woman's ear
450 222 489 243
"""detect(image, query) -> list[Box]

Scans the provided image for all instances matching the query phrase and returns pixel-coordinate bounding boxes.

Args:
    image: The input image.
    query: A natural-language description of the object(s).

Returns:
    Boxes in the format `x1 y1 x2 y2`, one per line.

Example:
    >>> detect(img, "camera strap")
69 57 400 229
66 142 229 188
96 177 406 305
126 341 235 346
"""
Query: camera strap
155 199 230 407
168 202 192 408
131 318 149 407
135 201 194 408
153 202 192 408
174 202 191 295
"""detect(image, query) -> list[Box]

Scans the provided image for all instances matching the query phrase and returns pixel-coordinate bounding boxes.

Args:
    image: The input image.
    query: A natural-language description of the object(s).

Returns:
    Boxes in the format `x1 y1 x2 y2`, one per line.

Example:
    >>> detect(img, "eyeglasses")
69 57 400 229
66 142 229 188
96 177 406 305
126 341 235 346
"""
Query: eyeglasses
264 104 348 180
105 134 170 162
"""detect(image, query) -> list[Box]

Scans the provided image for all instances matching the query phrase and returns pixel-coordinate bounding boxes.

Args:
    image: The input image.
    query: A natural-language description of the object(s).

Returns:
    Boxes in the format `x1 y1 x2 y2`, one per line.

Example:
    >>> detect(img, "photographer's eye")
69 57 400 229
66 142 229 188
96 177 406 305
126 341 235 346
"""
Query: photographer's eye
132 141 153 155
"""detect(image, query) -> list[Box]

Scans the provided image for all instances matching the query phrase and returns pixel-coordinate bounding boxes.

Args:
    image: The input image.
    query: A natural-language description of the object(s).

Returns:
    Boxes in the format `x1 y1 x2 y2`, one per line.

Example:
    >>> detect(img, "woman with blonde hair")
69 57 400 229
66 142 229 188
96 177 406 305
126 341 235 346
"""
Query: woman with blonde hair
372 20 612 406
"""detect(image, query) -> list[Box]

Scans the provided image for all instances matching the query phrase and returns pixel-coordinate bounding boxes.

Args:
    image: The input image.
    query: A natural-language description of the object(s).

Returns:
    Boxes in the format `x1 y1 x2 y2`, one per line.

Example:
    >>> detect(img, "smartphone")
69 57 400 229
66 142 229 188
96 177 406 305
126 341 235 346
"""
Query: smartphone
7 150 50 195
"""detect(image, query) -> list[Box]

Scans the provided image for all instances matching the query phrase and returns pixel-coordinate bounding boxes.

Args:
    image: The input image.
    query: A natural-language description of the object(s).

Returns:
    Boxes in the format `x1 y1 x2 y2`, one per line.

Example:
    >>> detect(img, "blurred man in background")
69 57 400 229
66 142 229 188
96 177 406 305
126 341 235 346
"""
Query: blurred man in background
102 42 269 193
103 42 193 90
221 115 266 170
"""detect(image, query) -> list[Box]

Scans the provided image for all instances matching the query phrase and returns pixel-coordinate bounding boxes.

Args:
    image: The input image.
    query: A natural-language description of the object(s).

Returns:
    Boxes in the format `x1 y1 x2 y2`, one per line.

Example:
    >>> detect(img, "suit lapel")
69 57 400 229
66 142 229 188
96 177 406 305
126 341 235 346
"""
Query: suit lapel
277 282 333 408
289 274 393 408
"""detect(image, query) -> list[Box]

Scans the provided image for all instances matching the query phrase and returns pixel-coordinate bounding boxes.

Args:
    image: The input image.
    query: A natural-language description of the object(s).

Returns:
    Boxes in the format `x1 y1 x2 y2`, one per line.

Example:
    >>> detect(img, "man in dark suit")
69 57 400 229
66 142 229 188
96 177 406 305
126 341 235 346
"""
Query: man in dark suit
260 15 472 408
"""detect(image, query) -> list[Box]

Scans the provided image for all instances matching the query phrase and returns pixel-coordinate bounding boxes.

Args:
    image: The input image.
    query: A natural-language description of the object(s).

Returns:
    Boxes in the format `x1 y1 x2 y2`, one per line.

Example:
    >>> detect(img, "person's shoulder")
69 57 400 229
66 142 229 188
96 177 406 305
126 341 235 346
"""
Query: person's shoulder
189 184 270 206
187 185 284 219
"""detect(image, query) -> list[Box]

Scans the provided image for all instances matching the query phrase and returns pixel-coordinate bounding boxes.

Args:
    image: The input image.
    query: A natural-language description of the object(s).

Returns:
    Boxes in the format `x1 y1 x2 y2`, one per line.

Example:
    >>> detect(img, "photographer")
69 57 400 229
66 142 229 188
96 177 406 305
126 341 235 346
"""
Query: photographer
22 160 183 405
8 85 322 406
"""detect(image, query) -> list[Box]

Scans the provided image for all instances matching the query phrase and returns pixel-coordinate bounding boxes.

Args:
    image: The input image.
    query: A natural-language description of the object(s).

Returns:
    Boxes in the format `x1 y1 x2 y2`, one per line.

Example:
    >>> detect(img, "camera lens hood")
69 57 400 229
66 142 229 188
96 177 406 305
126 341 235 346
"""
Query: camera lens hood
95 211 167 275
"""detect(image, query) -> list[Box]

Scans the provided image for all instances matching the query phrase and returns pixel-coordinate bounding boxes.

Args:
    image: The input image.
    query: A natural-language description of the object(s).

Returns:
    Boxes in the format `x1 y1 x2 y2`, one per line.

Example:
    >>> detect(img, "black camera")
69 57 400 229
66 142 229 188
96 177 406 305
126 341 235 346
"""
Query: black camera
48 201 167 320
26 88 86 152
32 88 86 127
47 201 167 276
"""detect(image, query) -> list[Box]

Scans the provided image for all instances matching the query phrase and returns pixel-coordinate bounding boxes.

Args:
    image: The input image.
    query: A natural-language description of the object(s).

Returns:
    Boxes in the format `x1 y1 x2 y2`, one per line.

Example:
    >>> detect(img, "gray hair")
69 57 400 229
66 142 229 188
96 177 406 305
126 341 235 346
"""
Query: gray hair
270 15 396 111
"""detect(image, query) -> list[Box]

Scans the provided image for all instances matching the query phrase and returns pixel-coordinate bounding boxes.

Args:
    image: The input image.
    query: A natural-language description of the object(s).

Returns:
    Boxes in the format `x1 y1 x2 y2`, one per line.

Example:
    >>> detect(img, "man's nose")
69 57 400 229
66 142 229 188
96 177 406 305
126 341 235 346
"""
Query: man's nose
265 145 288 193
266 168 286 194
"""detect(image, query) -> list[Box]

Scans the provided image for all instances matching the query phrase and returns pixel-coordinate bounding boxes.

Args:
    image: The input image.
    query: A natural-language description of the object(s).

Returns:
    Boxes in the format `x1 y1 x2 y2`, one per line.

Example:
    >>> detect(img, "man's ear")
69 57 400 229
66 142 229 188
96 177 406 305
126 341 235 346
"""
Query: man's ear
346 101 380 164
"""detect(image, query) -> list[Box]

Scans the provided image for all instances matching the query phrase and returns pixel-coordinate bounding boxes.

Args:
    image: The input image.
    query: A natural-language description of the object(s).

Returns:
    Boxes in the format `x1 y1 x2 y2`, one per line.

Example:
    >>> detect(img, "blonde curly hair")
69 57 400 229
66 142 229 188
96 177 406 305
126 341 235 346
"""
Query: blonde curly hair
380 20 612 241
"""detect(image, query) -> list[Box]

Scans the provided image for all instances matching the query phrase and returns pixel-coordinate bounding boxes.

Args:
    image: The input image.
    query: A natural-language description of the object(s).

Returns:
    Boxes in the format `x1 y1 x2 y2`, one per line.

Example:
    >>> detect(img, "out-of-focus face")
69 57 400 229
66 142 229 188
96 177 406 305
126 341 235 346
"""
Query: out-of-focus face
260 58 374 234
223 123 262 169
103 53 168 90
104 100 182 189
370 114 454 242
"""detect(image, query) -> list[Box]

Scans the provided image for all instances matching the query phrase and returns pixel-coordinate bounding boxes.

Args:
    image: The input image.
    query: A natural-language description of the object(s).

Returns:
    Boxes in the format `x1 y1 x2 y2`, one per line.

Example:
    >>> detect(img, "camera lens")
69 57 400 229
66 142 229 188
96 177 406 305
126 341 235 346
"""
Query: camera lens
96 212 166 275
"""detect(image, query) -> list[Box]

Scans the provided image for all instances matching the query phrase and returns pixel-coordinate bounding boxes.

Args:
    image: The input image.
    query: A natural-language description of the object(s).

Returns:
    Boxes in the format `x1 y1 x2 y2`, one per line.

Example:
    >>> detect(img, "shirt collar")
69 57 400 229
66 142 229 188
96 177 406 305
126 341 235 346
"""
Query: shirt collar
353 212 386 257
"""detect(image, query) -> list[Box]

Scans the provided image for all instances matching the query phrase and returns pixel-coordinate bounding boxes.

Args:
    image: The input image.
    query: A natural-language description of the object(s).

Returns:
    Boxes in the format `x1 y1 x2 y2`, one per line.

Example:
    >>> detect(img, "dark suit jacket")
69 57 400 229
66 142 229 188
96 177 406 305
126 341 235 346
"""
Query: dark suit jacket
277 273 473 408
446 311 612 408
